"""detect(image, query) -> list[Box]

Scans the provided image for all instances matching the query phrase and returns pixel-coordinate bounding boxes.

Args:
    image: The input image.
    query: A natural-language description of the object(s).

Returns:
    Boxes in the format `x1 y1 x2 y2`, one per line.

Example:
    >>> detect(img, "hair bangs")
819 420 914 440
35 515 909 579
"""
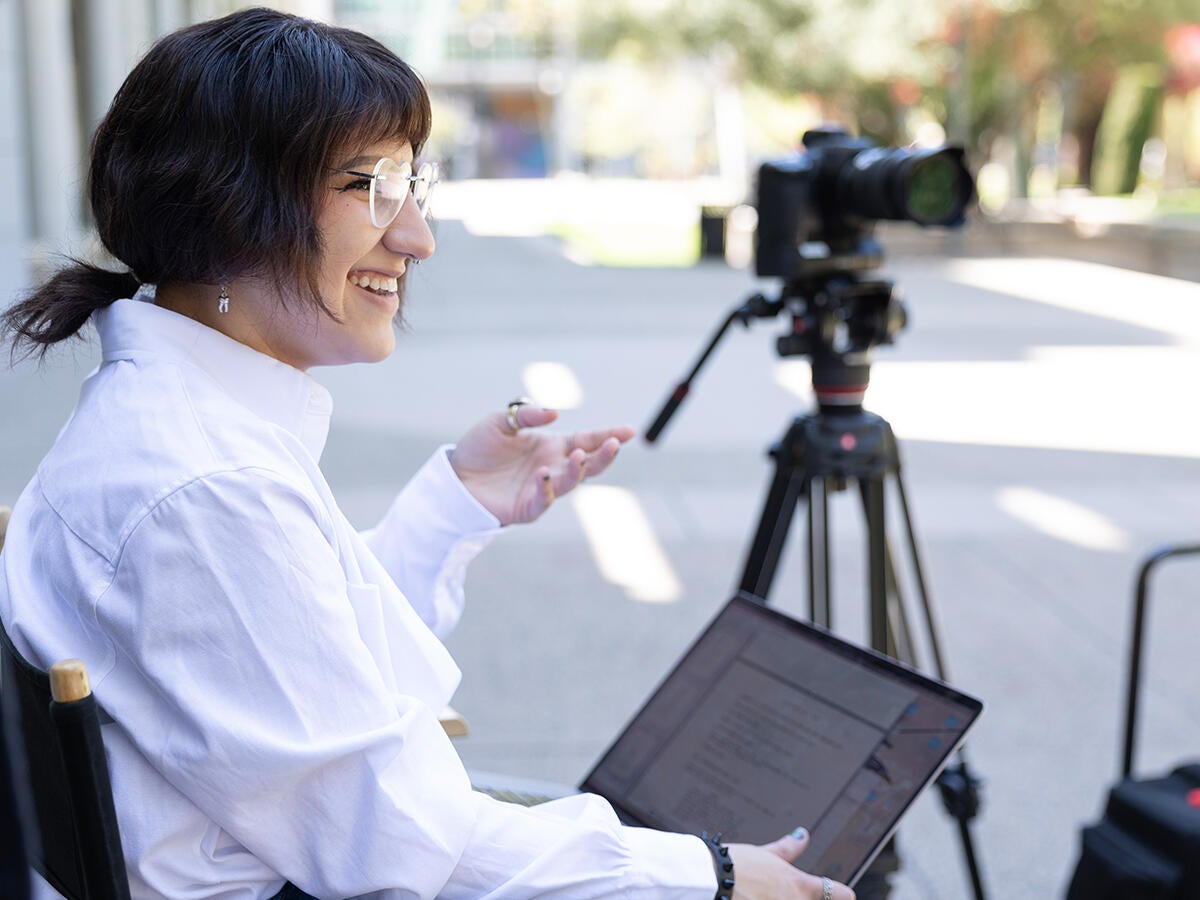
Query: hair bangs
324 32 433 167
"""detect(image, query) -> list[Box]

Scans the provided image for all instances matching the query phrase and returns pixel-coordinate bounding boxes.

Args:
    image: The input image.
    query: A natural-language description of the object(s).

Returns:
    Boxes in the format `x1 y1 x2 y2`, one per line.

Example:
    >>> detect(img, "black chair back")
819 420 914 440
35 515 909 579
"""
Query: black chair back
0 625 131 900
1 675 34 900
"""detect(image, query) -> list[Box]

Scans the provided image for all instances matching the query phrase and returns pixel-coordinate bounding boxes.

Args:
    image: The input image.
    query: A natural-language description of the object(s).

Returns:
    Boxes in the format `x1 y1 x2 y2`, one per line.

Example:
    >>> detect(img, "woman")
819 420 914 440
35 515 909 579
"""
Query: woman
0 8 852 900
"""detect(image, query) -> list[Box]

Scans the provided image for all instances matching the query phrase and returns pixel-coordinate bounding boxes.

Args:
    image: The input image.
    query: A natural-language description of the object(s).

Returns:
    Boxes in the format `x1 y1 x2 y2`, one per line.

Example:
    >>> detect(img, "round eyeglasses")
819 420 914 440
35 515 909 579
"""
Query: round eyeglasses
337 157 439 228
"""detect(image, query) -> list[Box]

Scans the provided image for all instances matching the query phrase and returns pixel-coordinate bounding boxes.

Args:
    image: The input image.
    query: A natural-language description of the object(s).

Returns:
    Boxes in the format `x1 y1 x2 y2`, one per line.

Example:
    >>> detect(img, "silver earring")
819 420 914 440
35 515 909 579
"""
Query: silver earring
217 284 230 314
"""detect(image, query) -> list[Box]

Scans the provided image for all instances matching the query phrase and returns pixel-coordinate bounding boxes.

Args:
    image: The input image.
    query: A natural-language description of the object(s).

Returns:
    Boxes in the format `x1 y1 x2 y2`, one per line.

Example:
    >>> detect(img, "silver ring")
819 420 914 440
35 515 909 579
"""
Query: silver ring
505 397 531 433
822 876 833 900
566 435 575 455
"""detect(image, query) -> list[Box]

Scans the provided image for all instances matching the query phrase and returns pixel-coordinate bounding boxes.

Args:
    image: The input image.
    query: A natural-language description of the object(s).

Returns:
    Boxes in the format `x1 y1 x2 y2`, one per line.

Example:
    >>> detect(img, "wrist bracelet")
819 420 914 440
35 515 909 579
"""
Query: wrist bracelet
700 831 734 900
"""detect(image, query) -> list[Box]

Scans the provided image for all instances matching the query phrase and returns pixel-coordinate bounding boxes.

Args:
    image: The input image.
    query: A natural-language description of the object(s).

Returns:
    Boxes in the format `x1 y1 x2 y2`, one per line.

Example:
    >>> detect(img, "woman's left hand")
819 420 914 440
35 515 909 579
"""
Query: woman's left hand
449 402 636 526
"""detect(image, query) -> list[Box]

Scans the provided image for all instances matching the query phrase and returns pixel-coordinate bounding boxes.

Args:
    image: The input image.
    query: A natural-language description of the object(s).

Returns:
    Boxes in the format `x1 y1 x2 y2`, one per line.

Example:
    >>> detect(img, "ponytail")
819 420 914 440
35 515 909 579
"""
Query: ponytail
2 262 139 360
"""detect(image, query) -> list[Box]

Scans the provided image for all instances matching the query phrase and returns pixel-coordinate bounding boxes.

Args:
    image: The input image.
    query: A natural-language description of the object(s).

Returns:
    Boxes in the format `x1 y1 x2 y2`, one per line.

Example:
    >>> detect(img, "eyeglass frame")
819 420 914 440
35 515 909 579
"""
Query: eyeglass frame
333 157 439 228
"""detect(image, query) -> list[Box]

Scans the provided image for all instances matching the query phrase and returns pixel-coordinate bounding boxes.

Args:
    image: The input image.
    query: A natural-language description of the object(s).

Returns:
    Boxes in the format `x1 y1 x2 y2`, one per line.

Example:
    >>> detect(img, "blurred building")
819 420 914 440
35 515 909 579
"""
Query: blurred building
0 0 332 292
334 0 577 179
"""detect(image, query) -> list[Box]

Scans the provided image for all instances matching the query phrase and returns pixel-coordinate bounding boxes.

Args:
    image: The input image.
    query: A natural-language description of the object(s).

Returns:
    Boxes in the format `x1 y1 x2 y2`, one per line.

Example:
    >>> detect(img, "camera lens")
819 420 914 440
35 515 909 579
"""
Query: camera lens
839 146 972 227
906 154 967 224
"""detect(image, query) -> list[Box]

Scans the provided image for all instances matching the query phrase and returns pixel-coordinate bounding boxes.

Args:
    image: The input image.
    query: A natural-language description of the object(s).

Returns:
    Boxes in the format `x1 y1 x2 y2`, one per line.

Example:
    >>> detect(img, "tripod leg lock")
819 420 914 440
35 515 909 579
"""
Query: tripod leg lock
936 762 984 822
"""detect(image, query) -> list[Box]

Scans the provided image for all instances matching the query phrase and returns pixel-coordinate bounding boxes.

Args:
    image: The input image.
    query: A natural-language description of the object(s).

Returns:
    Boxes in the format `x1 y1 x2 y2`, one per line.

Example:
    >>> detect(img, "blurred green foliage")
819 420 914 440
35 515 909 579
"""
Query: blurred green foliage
574 0 1199 195
1092 65 1164 195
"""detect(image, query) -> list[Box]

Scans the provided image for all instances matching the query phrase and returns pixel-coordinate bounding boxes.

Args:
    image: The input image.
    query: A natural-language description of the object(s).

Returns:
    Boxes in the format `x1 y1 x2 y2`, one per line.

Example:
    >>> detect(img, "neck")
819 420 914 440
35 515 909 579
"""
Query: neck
154 280 306 370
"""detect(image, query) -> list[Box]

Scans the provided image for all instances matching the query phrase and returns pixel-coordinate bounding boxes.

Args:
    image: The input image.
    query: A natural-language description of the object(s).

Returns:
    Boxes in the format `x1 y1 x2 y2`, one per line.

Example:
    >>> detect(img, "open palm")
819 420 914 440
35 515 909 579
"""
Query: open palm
449 405 635 526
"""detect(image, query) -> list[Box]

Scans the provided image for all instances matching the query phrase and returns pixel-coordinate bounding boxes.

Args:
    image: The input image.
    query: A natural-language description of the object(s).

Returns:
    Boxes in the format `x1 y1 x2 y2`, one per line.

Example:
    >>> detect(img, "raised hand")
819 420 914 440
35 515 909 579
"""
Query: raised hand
449 400 635 526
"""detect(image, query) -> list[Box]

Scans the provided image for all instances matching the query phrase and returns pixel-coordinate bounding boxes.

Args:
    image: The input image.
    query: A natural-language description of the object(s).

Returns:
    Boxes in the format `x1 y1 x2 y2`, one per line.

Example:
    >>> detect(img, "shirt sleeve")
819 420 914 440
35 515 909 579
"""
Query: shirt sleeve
95 468 714 899
362 445 502 638
445 793 717 899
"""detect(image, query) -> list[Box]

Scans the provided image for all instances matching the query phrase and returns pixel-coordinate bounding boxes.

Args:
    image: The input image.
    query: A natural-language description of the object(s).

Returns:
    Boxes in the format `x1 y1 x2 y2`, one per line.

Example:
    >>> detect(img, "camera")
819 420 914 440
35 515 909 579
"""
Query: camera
754 127 975 279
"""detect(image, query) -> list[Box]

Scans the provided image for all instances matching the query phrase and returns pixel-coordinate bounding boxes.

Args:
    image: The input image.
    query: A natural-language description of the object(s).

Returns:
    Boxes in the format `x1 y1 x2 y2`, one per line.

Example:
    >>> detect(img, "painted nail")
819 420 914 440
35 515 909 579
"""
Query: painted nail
791 826 807 840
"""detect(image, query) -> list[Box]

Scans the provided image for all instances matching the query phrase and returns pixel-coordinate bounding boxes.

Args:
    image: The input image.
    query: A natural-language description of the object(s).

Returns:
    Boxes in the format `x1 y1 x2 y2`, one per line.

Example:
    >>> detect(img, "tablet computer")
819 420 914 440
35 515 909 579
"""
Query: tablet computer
579 593 984 886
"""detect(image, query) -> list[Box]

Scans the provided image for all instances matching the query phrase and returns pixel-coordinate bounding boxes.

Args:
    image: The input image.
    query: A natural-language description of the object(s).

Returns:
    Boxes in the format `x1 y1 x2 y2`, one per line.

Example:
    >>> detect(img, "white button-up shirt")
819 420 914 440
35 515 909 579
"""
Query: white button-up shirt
0 298 714 899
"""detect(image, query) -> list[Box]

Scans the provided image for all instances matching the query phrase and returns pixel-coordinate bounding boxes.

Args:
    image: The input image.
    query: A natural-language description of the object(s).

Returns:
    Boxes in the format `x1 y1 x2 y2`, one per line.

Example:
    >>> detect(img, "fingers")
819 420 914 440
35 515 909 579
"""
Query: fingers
529 453 584 521
537 468 556 515
570 425 636 449
574 435 622 478
503 404 558 433
805 874 854 900
562 446 588 490
563 426 632 479
762 827 810 863
763 830 855 900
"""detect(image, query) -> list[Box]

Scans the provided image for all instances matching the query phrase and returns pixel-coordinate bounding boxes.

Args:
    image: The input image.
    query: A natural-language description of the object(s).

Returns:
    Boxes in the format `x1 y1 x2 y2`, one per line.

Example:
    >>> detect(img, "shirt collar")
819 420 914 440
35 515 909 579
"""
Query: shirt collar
94 294 333 459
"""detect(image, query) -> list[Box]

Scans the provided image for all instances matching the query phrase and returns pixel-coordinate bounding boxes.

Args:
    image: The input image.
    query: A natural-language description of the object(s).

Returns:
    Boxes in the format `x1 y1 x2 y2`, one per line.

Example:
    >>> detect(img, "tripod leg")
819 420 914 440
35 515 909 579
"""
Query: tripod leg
937 758 988 900
884 555 916 664
864 442 989 900
808 477 832 628
887 475 990 900
893 471 950 681
863 474 888 655
958 808 987 899
856 479 917 665
739 453 807 601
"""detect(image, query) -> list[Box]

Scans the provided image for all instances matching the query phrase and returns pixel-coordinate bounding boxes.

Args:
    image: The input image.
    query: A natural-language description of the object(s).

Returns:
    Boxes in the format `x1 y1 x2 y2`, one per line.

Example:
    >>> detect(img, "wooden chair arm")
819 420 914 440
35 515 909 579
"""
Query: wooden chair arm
50 659 93 704
439 706 469 738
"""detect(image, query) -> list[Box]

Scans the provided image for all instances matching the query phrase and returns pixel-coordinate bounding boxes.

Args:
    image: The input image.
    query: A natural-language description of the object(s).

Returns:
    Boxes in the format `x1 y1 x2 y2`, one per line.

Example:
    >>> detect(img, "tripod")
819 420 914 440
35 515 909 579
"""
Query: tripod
646 271 988 900
738 398 987 900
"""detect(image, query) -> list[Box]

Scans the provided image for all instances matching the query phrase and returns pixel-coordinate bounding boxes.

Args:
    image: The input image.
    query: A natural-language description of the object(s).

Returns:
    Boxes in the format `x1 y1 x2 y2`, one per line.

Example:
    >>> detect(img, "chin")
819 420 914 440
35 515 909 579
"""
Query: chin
358 333 398 364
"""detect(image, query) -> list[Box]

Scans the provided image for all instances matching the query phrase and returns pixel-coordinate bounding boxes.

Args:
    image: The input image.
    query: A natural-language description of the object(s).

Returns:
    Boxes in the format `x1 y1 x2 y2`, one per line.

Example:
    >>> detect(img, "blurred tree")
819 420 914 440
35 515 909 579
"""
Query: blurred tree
937 0 1195 193
574 0 1197 195
576 0 949 142
577 0 815 92
1092 64 1164 194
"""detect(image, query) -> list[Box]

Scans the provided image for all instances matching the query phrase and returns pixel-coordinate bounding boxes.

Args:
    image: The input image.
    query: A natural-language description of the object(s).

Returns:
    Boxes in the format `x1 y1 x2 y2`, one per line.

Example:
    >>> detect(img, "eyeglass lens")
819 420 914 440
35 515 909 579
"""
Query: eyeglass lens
370 157 437 228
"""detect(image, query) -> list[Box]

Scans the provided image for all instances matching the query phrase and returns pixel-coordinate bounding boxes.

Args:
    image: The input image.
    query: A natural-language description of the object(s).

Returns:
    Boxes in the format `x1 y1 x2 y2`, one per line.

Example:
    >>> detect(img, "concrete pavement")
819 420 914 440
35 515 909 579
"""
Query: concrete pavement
3 207 1200 899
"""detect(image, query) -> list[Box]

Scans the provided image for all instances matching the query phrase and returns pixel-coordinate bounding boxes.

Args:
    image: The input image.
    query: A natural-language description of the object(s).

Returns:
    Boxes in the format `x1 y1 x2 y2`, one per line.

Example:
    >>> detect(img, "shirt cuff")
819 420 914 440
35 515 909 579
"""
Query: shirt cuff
428 445 503 533
622 828 717 896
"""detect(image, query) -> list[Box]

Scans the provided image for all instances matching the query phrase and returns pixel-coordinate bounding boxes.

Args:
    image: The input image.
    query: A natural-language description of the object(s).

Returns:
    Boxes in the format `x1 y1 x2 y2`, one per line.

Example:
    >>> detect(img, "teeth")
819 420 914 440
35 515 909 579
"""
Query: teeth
349 273 398 293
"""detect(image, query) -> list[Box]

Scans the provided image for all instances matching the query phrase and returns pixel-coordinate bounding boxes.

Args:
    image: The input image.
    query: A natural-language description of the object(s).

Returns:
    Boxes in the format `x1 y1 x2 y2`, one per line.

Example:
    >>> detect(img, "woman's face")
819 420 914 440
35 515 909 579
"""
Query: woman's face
261 139 436 370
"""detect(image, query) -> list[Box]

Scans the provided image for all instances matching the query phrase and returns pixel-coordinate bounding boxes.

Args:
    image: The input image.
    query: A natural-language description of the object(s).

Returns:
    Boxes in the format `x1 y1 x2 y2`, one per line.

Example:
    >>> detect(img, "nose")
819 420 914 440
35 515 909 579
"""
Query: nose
382 196 436 262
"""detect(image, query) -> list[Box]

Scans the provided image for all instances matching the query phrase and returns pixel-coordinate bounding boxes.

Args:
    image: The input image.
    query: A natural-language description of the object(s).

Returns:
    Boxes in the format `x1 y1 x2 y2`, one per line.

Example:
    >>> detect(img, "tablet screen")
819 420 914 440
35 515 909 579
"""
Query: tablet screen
581 594 983 885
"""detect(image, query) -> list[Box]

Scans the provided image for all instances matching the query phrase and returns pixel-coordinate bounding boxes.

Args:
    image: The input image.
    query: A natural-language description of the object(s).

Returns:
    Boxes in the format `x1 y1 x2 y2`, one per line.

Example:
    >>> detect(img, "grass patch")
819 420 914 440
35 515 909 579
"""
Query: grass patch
1153 188 1200 218
549 221 700 267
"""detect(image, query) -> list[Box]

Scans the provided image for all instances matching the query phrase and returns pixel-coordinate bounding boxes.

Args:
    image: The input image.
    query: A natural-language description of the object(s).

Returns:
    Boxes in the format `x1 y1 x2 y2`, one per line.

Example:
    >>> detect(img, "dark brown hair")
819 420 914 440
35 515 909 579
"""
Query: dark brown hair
4 6 431 357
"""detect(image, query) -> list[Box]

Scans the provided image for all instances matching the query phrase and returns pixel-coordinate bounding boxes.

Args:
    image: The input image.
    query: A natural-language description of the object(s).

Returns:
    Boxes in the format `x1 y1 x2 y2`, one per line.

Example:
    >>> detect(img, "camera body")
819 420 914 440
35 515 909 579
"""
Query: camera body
754 127 975 279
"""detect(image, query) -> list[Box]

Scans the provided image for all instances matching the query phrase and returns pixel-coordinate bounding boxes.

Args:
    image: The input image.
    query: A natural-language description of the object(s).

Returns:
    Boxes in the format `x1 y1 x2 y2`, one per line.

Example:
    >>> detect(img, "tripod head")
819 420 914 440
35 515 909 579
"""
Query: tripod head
644 237 906 441
773 239 906 414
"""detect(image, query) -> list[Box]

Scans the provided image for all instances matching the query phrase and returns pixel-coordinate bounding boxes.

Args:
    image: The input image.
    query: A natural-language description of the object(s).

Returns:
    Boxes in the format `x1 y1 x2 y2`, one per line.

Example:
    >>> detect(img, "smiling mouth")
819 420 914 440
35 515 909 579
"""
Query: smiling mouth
348 272 399 295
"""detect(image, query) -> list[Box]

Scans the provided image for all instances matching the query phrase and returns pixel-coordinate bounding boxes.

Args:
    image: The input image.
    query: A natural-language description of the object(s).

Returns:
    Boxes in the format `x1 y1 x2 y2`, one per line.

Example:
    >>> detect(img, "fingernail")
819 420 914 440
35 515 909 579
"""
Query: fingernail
791 827 807 840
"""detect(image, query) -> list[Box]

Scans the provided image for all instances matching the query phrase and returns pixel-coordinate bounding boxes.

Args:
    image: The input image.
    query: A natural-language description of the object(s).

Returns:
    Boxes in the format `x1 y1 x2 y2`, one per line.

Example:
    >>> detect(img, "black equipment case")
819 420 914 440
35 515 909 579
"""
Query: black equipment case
1066 544 1200 900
